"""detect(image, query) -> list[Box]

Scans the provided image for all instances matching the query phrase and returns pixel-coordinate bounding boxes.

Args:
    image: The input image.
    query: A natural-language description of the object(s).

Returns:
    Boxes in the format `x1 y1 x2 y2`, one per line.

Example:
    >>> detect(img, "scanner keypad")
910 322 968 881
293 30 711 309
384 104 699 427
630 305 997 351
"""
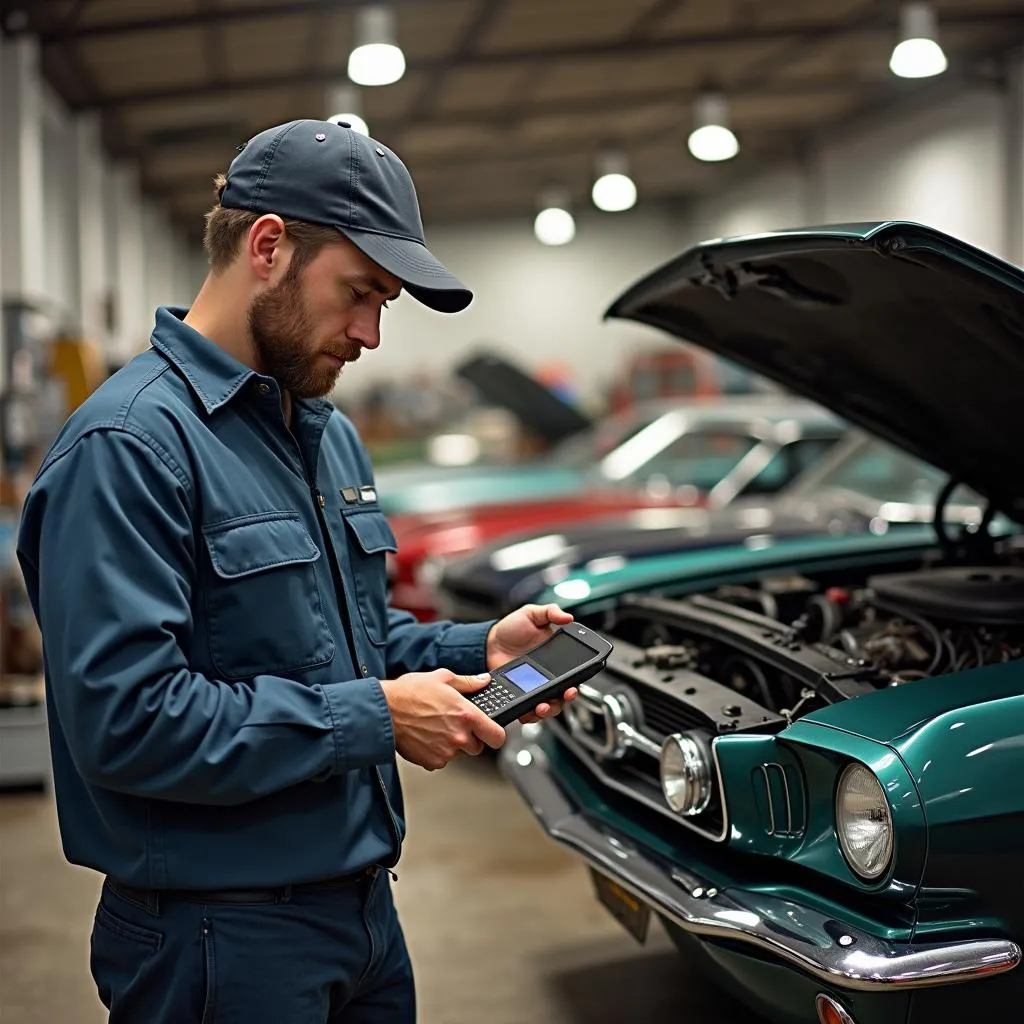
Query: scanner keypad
469 681 518 716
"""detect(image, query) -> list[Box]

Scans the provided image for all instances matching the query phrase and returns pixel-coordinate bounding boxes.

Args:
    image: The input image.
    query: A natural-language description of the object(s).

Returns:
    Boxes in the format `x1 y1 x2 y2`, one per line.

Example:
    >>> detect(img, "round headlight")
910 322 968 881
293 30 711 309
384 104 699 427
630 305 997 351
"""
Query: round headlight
660 732 712 816
835 762 894 881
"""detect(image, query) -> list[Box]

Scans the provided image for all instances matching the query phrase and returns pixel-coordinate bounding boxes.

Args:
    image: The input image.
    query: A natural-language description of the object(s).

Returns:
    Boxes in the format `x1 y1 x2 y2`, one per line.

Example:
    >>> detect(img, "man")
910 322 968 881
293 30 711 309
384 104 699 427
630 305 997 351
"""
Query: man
16 119 577 1023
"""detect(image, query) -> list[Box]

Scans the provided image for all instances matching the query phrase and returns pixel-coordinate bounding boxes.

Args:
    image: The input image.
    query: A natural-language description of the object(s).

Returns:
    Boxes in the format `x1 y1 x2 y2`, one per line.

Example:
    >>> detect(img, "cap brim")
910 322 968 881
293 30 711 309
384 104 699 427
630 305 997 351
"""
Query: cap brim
340 229 473 314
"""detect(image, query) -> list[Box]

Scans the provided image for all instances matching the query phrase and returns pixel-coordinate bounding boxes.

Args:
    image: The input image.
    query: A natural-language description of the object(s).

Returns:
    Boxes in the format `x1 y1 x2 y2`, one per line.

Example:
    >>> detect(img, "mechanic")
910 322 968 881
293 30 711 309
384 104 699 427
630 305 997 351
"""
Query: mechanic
15 119 577 1024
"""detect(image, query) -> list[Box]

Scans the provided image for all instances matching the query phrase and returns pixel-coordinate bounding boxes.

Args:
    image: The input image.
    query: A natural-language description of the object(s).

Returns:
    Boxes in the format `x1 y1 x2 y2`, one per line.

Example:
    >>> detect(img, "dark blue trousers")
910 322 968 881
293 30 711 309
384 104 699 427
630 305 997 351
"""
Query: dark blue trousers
89 872 415 1023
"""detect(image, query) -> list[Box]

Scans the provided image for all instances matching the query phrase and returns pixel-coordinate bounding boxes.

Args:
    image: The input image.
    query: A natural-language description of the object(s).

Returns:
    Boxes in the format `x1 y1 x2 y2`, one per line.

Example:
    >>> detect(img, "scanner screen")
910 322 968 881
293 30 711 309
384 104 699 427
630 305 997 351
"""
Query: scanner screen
504 662 549 693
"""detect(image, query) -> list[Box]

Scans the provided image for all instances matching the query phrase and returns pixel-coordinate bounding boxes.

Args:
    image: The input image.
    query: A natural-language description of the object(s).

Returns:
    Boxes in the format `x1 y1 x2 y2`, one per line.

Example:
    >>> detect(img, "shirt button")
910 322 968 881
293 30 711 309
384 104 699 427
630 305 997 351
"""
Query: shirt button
257 382 270 394
361 665 368 675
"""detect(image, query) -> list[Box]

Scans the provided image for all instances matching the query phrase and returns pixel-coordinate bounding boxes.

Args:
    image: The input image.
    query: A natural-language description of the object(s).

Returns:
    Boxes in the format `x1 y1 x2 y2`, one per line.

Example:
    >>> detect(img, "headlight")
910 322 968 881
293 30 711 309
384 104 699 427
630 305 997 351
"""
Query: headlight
835 762 893 881
660 732 712 816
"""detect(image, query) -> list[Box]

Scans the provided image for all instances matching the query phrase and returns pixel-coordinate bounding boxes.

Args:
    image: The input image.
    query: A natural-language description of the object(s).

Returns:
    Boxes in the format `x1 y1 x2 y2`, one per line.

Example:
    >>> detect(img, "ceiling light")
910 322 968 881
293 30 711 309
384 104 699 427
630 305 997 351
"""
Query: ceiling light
688 91 739 163
534 188 575 246
591 150 637 212
325 83 369 136
890 3 947 78
348 5 406 87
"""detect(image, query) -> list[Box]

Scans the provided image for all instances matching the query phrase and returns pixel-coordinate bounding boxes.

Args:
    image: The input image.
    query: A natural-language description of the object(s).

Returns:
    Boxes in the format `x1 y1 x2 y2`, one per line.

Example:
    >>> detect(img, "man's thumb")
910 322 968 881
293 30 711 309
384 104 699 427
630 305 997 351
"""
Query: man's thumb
447 672 492 695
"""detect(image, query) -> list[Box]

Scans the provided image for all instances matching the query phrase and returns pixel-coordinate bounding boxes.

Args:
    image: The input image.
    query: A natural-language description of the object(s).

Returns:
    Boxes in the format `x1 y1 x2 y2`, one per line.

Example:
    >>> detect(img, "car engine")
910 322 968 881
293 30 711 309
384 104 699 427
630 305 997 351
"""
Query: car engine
555 556 1024 839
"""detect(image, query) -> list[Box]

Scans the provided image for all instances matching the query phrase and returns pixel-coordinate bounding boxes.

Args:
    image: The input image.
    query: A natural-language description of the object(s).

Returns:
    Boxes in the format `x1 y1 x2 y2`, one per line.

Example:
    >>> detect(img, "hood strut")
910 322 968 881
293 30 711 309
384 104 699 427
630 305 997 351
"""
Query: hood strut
933 477 999 562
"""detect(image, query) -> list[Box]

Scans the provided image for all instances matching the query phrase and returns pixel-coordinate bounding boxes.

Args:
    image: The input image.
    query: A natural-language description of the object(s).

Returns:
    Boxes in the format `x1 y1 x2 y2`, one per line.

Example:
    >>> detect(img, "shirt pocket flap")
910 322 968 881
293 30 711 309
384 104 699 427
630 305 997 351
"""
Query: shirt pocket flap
343 509 399 556
204 514 320 579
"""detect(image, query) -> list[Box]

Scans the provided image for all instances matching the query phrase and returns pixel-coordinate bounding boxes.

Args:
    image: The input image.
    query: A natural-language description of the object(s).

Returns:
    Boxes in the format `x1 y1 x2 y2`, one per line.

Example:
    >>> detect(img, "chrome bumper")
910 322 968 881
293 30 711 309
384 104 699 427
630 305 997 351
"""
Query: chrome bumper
502 727 1022 993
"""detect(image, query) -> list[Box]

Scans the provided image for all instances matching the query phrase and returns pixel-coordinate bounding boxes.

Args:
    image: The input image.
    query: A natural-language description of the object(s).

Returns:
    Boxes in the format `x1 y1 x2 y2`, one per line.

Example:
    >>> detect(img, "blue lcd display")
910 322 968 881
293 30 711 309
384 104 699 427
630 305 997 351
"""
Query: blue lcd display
504 662 550 693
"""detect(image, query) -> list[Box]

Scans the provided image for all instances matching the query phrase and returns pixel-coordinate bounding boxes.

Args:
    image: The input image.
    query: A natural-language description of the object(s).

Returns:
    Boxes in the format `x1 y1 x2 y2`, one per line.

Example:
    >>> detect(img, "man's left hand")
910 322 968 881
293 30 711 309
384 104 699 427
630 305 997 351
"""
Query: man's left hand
486 603 578 725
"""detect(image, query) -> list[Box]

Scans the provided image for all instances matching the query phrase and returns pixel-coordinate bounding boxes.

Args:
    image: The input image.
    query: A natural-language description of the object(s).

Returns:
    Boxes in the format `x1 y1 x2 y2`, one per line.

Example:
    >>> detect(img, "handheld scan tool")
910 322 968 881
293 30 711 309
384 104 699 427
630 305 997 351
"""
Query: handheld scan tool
469 623 613 727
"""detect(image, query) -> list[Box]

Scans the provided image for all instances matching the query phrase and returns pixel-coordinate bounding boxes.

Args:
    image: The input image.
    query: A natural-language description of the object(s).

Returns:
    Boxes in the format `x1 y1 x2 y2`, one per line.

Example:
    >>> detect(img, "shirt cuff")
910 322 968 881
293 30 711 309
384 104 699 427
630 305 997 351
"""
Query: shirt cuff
436 620 496 676
322 677 396 774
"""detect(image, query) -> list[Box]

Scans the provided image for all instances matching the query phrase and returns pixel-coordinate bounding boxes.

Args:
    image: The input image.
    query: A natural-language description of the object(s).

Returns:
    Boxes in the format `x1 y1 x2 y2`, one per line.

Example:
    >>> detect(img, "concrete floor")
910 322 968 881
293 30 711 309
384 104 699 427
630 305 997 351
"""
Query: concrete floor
0 748 756 1023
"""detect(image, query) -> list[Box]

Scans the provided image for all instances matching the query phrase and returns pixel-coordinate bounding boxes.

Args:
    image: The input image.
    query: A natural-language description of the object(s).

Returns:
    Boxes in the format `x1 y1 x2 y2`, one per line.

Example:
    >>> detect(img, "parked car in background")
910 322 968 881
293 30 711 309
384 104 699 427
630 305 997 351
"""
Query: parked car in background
387 398 846 620
500 221 1024 1023
374 352 776 518
434 432 990 621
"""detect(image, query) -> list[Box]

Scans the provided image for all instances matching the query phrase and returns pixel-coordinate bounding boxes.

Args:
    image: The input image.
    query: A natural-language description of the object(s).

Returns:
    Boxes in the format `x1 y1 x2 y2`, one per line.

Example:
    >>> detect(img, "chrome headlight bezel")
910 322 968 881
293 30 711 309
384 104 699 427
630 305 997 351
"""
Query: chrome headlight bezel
835 761 894 882
565 686 634 760
659 732 712 816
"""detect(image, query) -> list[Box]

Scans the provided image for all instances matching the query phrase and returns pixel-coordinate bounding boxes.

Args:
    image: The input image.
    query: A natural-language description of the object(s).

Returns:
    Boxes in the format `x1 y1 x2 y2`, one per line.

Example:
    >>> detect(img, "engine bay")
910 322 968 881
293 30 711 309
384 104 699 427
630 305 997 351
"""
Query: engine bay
594 556 1024 729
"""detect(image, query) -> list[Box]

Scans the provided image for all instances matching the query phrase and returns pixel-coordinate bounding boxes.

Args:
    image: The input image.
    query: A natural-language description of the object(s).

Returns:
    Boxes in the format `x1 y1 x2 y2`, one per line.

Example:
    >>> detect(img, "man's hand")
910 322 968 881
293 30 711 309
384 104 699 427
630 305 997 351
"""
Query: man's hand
380 669 506 771
486 603 579 725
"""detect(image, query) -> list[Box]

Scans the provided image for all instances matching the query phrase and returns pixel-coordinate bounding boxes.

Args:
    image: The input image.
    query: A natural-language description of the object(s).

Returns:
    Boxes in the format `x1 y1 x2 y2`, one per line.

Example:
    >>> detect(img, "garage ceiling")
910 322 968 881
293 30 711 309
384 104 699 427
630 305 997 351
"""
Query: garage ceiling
3 0 1023 240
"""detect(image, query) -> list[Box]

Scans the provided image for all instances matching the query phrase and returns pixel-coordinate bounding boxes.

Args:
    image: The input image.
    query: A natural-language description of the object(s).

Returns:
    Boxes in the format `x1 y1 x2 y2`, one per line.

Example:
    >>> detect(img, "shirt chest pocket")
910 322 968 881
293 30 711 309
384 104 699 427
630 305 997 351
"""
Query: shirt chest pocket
340 506 398 648
202 513 336 680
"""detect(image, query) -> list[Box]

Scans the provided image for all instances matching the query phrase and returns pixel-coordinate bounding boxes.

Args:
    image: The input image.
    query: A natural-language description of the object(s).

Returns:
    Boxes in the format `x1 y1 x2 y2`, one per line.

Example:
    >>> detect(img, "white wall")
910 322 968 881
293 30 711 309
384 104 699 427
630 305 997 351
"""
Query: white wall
0 34 197 369
686 162 814 245
682 86 1008 261
358 207 689 407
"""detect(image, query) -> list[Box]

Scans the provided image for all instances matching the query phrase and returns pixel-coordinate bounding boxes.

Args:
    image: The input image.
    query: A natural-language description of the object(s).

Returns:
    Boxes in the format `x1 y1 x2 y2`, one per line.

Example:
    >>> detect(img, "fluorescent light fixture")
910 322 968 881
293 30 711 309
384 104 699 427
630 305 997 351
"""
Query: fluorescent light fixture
348 5 406 87
592 150 637 212
890 2 947 79
534 187 575 245
688 91 739 162
326 83 369 136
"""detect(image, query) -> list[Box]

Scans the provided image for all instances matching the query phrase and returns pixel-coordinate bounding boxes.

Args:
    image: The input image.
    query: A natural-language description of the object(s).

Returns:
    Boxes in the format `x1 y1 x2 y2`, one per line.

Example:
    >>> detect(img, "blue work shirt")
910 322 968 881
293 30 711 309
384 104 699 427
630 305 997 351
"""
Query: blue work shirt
16 307 495 890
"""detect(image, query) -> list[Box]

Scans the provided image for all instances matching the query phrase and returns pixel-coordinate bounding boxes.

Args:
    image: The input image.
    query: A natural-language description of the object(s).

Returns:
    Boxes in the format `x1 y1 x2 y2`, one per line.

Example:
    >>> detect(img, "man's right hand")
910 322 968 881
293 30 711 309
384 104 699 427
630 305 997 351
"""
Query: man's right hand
379 669 507 771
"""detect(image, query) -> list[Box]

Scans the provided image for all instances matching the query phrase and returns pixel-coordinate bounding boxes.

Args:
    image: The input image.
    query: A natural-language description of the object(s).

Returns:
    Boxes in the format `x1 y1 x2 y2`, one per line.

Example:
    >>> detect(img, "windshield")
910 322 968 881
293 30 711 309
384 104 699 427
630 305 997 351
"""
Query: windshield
544 407 669 468
790 436 976 506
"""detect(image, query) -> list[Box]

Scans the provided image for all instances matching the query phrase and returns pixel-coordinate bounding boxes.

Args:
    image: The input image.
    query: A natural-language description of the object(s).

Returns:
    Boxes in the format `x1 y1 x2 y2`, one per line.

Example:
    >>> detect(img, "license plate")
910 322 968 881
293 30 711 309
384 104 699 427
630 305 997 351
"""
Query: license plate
590 868 651 944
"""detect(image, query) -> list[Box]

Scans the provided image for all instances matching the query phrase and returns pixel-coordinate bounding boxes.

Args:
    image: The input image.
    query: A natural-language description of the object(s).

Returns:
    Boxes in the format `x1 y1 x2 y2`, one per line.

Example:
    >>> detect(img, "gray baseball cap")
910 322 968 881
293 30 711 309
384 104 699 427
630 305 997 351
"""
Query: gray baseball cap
220 119 471 313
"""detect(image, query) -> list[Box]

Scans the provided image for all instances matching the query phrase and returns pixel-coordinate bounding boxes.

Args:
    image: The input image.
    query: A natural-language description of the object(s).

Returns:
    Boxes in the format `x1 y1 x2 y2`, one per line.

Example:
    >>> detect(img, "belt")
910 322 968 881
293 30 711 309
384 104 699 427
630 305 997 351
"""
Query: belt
106 865 387 910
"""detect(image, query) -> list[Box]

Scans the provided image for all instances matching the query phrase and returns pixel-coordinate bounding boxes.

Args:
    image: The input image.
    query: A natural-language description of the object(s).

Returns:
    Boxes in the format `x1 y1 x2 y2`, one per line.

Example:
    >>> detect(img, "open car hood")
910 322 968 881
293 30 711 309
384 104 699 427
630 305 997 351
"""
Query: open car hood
606 221 1024 522
454 351 592 444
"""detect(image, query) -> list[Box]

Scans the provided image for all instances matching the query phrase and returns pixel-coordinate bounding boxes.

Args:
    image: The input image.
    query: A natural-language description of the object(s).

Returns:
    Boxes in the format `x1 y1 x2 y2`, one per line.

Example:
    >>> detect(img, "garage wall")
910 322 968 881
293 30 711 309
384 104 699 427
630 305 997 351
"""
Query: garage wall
0 35 197 372
352 206 691 408
682 86 1008 259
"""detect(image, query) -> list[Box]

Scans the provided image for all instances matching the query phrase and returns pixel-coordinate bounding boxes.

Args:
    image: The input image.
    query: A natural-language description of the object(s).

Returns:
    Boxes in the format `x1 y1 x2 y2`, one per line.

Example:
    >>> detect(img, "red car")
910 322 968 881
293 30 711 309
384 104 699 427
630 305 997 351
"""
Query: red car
387 399 845 620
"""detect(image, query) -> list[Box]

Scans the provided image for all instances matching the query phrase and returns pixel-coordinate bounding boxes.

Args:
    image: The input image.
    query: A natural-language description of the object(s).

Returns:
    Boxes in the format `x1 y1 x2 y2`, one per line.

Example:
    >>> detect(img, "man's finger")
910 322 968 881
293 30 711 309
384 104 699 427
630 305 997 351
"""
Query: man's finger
542 603 573 625
459 735 484 757
446 672 491 695
469 710 507 750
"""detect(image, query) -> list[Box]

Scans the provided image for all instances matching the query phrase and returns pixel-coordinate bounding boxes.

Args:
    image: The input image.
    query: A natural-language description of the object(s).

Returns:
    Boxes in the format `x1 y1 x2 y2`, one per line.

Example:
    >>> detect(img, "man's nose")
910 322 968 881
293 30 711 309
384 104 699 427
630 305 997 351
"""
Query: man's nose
347 313 381 350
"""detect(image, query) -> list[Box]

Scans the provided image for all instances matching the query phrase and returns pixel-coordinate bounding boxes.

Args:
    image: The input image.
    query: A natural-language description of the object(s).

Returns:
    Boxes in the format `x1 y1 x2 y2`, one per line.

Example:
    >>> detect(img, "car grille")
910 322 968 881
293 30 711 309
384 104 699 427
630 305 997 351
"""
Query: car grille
552 674 729 842
633 686 708 740
618 754 726 837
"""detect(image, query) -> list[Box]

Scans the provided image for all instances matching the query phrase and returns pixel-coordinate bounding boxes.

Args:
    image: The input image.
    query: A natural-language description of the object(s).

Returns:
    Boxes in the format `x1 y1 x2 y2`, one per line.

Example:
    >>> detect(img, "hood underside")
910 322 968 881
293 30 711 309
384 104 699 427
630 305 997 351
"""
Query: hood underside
455 351 592 444
606 221 1024 522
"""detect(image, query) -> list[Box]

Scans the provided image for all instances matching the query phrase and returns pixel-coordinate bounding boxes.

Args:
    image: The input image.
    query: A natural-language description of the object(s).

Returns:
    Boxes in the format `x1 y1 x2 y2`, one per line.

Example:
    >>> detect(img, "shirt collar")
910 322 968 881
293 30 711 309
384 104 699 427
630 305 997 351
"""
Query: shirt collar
150 306 258 414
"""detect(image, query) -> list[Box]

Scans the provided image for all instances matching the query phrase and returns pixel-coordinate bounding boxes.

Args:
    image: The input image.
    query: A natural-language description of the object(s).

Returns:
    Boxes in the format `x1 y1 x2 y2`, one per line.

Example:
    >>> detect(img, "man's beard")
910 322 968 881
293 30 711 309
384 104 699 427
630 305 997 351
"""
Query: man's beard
248 267 361 399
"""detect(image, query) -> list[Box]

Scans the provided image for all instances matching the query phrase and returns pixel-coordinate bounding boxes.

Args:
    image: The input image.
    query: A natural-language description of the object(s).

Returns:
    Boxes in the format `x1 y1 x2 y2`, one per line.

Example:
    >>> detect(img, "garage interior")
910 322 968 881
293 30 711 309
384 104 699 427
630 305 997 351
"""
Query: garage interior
3 1 1024 1022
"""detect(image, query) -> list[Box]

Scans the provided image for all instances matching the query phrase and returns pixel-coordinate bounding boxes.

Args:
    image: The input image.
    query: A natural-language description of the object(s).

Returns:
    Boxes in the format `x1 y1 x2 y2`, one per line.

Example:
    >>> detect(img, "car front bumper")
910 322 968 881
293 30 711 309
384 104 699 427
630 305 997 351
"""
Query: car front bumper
501 726 1021 994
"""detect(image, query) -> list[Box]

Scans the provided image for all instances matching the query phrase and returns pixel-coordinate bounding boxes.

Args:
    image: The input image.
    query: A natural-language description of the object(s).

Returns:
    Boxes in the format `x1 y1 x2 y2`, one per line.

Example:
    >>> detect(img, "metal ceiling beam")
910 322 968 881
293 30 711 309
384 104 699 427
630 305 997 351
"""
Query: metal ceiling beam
404 0 506 122
79 11 1024 111
27 0 463 43
625 0 689 40
126 74 871 159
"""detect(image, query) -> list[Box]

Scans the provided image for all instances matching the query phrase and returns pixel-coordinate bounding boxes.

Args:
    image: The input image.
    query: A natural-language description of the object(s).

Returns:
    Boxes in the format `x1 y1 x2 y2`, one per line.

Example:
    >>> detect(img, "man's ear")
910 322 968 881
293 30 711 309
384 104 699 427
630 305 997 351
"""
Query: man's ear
246 215 288 282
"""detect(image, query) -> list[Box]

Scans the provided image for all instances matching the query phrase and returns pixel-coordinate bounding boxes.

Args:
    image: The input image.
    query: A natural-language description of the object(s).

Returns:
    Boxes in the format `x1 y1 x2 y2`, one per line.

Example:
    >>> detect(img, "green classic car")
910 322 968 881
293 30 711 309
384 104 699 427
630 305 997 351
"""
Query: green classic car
500 222 1024 1023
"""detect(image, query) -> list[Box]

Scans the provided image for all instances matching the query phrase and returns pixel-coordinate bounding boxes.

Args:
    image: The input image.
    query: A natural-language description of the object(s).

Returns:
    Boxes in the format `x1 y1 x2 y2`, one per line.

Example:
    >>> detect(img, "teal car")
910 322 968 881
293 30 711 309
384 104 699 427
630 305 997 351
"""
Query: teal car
500 222 1024 1023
